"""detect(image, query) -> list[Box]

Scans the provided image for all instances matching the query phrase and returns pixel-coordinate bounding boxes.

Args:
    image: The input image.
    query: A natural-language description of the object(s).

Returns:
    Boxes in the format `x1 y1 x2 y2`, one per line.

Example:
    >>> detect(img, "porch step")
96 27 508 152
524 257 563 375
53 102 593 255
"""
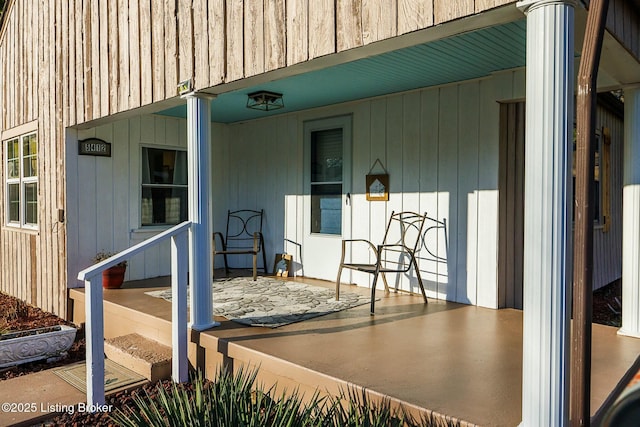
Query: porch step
104 333 172 382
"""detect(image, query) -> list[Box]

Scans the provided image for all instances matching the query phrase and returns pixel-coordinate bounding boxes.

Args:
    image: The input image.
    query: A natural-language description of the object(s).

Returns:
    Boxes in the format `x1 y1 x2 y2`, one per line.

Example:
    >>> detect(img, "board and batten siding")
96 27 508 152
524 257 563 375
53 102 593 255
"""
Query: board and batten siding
65 114 195 287
214 71 526 308
592 100 624 290
0 0 518 317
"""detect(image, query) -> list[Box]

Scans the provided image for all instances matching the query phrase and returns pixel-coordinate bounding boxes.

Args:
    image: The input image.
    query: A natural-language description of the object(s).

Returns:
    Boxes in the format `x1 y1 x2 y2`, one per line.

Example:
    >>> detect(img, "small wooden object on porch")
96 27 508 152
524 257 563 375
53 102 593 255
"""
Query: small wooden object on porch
213 209 268 281
335 211 428 314
273 253 292 277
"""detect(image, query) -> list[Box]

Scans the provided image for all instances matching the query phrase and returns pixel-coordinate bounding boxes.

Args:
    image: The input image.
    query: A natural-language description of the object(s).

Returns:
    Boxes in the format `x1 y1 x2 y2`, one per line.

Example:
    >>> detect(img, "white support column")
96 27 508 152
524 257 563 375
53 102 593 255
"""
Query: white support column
620 86 640 338
185 93 219 331
517 1 576 425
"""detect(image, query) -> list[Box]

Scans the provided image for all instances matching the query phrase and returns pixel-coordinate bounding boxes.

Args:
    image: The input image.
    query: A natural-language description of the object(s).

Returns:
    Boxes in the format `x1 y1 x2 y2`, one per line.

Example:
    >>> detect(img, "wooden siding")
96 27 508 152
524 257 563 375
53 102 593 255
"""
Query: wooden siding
0 0 636 318
605 0 640 61
592 101 624 289
0 0 519 317
66 115 188 287
213 73 526 308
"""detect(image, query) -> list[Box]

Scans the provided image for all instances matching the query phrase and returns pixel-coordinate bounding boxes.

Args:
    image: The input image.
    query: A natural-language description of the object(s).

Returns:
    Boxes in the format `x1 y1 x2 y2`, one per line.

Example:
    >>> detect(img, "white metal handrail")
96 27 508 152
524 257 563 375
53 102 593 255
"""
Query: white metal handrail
77 221 192 407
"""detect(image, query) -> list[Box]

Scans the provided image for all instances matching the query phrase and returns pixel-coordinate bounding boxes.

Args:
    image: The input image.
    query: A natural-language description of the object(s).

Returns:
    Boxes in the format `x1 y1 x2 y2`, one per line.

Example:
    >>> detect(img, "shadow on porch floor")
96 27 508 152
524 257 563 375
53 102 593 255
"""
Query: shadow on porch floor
68 272 640 427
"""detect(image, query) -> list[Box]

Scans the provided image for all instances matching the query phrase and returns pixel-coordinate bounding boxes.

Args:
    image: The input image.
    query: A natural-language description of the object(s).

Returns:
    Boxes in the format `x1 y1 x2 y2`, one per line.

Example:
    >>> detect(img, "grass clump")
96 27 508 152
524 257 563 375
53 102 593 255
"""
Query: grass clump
111 366 461 427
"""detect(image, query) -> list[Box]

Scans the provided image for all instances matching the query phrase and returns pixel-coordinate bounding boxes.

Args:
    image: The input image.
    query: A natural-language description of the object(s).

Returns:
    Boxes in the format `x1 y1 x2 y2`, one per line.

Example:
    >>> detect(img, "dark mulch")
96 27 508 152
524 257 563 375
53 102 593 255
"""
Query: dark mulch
0 281 624 425
0 292 85 381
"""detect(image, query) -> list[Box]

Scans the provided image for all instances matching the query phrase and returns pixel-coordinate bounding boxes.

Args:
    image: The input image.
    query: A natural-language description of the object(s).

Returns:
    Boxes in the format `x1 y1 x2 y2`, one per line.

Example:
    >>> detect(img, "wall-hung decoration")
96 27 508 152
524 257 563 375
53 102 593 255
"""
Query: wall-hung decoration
78 138 111 157
366 159 389 201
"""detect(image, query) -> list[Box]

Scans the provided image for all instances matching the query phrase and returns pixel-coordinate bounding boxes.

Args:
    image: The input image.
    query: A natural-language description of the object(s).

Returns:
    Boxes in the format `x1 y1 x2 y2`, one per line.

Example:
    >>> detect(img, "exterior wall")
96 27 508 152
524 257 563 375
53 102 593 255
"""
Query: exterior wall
605 0 640 62
0 0 518 317
214 70 526 308
592 100 624 289
65 114 195 287
0 2 66 314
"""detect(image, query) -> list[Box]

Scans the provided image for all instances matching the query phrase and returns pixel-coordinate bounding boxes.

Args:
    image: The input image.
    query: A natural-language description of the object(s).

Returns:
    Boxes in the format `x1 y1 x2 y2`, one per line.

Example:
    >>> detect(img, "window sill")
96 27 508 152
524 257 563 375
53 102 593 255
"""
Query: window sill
130 226 176 238
2 225 39 235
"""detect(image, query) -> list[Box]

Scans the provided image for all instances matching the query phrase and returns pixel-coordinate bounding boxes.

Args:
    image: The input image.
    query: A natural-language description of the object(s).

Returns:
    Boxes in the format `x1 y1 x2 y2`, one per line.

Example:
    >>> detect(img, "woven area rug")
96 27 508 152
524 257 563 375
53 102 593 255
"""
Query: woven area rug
145 276 371 328
52 359 146 393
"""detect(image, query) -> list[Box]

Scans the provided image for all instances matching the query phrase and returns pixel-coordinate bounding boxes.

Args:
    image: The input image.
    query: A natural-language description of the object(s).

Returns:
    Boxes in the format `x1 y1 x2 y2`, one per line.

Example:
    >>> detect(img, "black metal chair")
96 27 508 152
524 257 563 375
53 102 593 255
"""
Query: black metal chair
335 211 428 314
213 209 268 281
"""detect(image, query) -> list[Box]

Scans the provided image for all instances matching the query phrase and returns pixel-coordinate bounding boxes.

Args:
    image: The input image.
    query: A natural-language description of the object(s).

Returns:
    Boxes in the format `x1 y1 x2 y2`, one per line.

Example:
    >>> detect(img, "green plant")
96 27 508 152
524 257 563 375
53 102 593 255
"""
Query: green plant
111 366 464 427
94 251 127 267
112 366 326 427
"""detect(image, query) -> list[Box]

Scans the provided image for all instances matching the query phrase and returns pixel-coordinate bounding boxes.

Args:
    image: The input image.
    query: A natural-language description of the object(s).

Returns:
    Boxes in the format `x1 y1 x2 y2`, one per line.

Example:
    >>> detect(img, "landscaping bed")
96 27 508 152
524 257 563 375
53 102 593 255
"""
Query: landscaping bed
0 292 85 381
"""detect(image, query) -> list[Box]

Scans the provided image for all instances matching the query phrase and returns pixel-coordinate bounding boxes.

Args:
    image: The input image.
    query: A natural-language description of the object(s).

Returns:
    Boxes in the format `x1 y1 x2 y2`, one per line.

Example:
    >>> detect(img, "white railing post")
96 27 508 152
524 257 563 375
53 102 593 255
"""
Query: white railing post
85 276 105 406
171 231 189 382
78 221 192 407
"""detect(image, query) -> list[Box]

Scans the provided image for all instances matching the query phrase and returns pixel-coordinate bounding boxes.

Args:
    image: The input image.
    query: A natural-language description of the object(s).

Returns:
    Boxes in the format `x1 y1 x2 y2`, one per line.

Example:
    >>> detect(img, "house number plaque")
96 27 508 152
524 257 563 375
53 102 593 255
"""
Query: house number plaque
79 138 111 157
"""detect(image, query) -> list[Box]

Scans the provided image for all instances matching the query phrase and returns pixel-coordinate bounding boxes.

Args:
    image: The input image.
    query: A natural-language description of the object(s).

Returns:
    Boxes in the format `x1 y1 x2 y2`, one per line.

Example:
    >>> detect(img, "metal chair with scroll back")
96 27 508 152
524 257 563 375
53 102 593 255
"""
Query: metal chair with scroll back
213 209 268 281
335 211 428 314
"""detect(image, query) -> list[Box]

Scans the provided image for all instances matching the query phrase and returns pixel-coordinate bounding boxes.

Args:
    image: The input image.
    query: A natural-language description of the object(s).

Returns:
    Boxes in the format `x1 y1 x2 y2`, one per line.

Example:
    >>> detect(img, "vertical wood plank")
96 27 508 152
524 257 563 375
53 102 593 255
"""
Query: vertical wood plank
109 1 119 114
118 0 130 112
438 85 459 302
139 0 152 105
177 0 193 82
457 82 480 305
362 0 397 45
226 0 244 81
83 0 93 121
61 0 69 125
336 0 362 52
164 0 177 97
193 0 210 89
434 0 474 24
91 0 101 118
68 0 76 125
419 87 441 298
402 92 422 294
309 0 334 59
129 0 141 108
264 0 285 72
244 0 264 76
287 0 308 65
477 78 501 309
208 0 225 85
99 0 109 116
75 0 85 123
151 0 165 101
398 0 433 34
475 0 497 12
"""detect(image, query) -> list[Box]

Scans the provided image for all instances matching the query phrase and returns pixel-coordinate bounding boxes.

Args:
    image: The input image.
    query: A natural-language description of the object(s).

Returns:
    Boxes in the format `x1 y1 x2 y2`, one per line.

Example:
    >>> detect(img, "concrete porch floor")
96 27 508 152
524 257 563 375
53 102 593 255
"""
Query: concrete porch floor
69 274 640 427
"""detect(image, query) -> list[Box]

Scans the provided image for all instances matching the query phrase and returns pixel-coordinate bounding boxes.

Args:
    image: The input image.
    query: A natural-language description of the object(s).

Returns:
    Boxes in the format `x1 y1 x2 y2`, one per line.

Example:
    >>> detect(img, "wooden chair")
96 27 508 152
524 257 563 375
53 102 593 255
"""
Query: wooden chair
213 209 268 281
335 211 428 314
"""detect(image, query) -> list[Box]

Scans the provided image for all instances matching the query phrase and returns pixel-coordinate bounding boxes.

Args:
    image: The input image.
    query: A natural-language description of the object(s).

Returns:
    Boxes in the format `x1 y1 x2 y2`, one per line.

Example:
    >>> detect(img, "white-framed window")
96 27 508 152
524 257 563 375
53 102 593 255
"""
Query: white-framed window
5 132 38 229
141 147 187 226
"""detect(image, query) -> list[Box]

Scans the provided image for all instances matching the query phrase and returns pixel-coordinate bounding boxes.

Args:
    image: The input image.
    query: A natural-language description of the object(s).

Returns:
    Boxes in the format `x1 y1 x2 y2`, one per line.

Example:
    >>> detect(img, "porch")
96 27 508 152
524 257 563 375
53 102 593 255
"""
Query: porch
68 274 640 427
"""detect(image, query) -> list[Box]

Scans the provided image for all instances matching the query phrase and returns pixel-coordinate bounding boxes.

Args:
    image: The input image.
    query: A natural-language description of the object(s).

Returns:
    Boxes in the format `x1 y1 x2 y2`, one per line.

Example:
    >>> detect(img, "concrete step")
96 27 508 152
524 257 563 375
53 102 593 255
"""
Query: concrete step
104 333 171 382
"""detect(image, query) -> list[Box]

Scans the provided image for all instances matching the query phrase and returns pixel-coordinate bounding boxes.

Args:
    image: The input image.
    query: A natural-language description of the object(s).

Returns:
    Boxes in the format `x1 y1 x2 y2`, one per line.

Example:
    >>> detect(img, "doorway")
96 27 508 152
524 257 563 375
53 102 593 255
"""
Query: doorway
498 102 525 309
302 116 352 280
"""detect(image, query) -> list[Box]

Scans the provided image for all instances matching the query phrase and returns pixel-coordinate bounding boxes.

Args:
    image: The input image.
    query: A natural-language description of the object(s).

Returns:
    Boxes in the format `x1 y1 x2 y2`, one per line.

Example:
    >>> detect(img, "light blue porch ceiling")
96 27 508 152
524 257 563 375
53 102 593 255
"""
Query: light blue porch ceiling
157 20 526 124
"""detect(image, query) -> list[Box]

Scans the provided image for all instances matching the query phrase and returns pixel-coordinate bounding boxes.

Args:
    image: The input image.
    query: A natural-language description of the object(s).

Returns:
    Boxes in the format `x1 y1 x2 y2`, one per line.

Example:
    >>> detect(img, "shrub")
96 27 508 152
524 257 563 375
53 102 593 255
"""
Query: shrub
111 366 461 427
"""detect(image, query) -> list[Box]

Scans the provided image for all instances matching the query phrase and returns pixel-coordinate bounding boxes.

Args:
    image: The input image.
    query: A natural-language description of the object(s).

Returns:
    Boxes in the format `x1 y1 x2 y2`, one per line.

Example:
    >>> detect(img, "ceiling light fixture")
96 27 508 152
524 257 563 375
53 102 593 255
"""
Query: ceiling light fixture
246 91 284 111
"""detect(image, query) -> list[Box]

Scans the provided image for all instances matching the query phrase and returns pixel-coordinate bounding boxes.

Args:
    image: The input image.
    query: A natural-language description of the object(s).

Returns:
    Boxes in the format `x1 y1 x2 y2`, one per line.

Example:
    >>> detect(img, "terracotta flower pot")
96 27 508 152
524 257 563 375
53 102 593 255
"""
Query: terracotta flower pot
102 265 127 289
